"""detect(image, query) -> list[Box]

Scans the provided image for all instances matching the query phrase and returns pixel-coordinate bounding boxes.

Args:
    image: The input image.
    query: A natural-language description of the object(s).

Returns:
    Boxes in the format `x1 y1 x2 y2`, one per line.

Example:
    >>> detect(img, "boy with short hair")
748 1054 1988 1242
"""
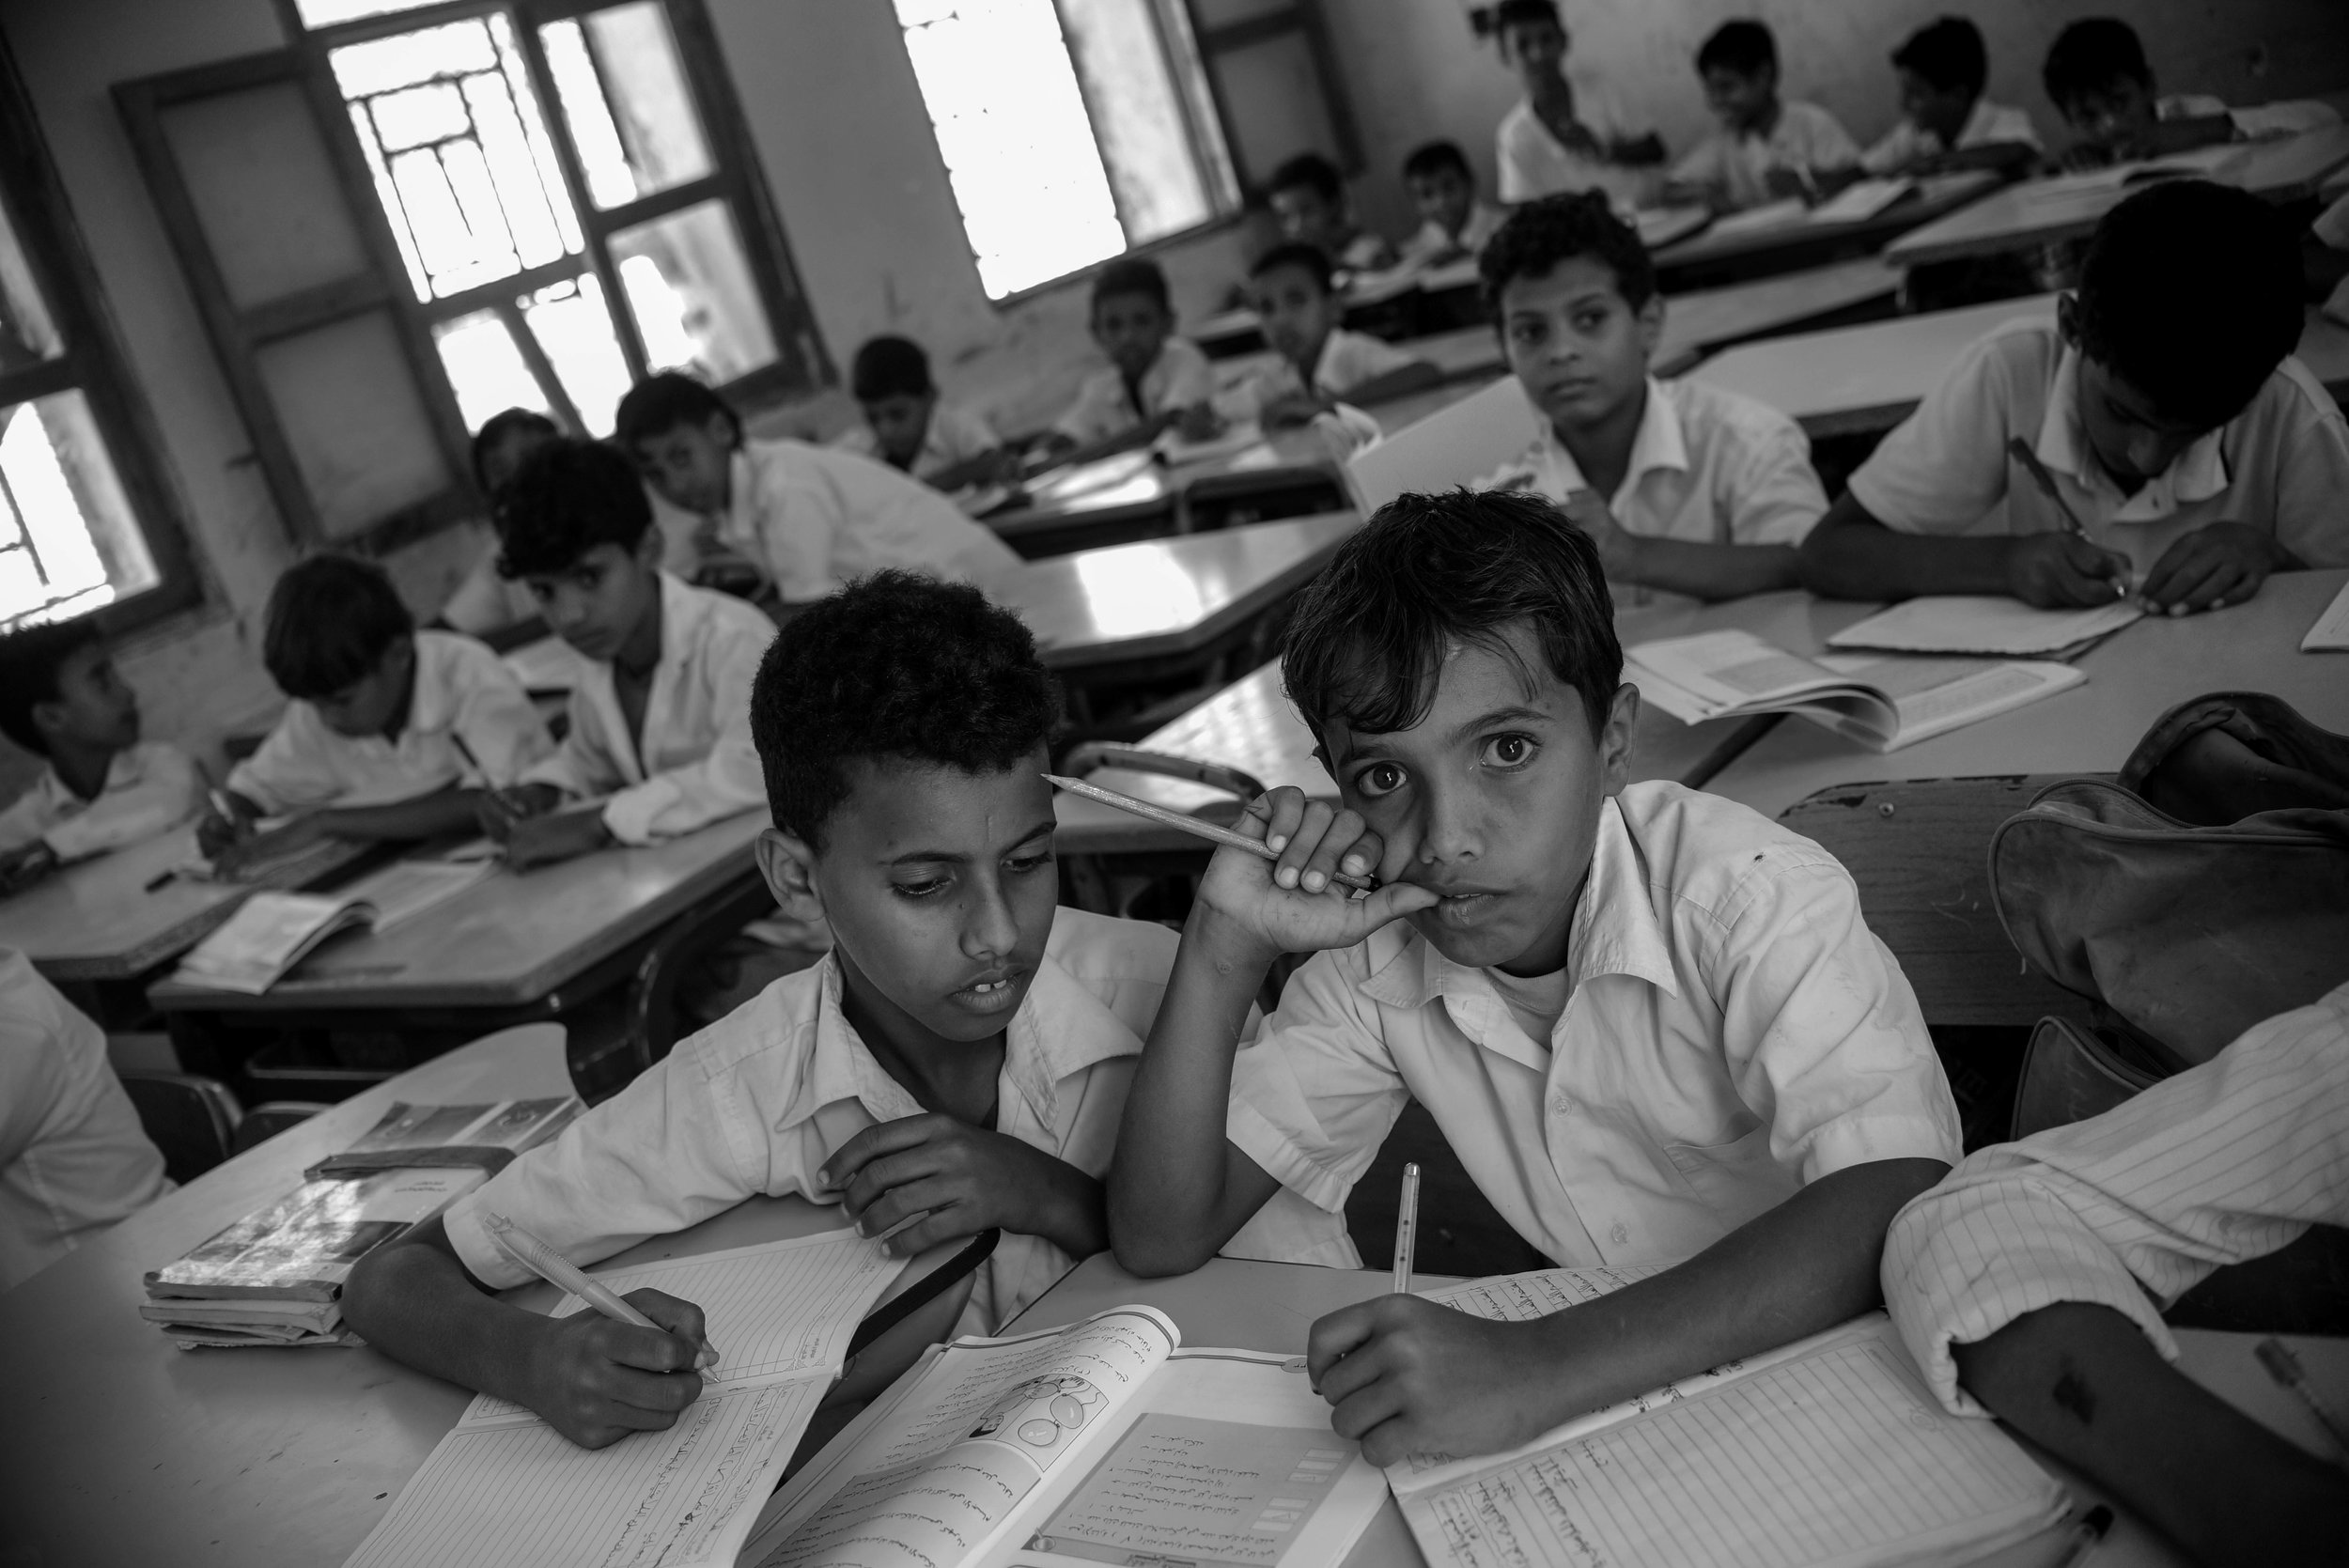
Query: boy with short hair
0 620 203 893
1107 491 1960 1466
1213 244 1440 428
1398 141 1506 267
200 556 552 866
2042 16 2338 168
833 335 1011 492
1491 0 1666 207
437 408 559 643
1268 152 1397 273
1801 181 2349 612
1471 194 1828 606
1050 258 1220 453
345 572 1199 1448
615 374 1019 613
1667 19 1861 212
1860 16 2041 177
480 437 772 868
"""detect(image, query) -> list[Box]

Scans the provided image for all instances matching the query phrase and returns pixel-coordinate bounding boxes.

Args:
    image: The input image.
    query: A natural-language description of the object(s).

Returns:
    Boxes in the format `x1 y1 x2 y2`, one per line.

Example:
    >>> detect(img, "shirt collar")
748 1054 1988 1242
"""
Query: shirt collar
2036 341 2229 519
1528 380 1688 505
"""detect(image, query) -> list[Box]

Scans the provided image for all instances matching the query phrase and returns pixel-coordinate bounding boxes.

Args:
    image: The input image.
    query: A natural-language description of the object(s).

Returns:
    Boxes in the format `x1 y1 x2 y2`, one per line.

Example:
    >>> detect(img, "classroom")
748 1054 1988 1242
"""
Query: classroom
3 0 2348 1562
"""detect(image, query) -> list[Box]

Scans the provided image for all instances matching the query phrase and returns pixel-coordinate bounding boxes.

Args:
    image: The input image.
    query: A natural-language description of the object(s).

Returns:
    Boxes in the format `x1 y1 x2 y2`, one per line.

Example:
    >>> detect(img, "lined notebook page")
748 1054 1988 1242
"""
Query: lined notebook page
1825 596 2141 658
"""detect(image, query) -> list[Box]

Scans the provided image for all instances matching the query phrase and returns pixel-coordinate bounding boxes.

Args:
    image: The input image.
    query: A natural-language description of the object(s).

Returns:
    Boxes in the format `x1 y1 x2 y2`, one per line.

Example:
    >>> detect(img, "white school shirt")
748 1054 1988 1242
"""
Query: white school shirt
226 630 553 815
709 440 1022 604
1220 781 1962 1270
1846 318 2349 577
1883 981 2349 1417
1211 329 1419 423
1861 97 2041 174
832 401 1002 484
1495 80 1657 206
1400 202 1508 267
1670 101 1863 211
521 571 770 847
0 741 204 861
1470 376 1829 608
0 948 169 1293
443 910 1190 1335
2157 92 2339 141
1053 337 1219 445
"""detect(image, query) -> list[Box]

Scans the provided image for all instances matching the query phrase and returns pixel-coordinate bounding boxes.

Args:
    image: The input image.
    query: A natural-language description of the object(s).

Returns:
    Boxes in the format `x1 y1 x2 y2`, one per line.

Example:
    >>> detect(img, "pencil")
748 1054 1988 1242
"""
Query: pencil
484 1212 719 1371
1043 773 1377 893
2256 1337 2349 1458
2005 436 2092 542
1392 1162 1421 1296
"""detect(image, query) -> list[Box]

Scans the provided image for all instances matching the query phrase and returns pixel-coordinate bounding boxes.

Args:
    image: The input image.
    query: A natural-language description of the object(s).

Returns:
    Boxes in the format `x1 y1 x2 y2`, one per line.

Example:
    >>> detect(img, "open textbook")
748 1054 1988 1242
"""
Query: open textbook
343 1230 905 1568
739 1305 1389 1568
1628 629 2083 751
1388 1268 2067 1568
173 859 495 992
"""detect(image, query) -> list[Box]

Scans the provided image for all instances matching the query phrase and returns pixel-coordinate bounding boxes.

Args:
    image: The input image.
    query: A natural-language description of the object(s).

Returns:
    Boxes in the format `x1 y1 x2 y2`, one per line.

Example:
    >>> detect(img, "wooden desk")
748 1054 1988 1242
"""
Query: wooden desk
0 824 246 982
986 451 1183 559
1649 170 2000 288
0 1022 975 1568
1703 567 2349 820
1887 124 2349 269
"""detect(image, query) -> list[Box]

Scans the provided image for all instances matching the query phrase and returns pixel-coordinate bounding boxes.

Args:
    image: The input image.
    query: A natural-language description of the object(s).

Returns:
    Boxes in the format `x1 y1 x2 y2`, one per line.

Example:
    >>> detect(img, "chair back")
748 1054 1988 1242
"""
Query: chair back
229 1101 331 1157
117 1070 241 1184
1341 376 1541 514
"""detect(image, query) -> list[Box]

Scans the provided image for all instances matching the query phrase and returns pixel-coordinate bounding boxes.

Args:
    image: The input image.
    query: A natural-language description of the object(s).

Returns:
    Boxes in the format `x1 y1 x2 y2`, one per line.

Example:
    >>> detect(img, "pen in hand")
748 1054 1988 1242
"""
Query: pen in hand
1392 1162 1421 1296
484 1212 719 1372
2006 436 2130 598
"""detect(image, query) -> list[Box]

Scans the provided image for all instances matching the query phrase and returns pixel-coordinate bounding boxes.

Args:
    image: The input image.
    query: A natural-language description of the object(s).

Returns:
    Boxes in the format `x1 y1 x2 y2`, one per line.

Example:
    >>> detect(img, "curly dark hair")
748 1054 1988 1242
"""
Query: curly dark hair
1092 257 1172 317
2042 18 2151 109
1892 17 1987 98
1478 192 1655 317
0 618 101 755
492 437 653 579
1249 241 1335 293
751 571 1060 846
1283 489 1619 744
262 555 412 702
614 371 740 453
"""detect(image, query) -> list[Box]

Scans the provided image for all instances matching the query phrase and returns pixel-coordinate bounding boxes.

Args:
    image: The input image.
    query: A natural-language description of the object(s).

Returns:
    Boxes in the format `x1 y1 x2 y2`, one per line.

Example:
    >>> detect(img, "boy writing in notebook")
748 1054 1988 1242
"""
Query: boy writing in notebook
475 438 771 868
833 335 1013 493
0 620 203 893
1268 152 1397 274
1471 194 1829 607
1048 258 1220 456
1108 491 1960 1466
1801 181 2349 612
1860 17 2041 178
1665 20 1861 213
1214 245 1441 428
198 556 552 868
2042 17 2338 169
345 573 1205 1448
1398 142 1505 268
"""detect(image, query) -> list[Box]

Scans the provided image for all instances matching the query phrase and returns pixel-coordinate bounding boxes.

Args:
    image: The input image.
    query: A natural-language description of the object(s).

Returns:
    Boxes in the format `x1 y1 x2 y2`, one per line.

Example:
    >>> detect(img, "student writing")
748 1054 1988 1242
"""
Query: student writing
1107 492 1960 1466
1490 0 1666 207
1048 258 1221 458
345 573 1216 1448
1860 16 2041 179
1397 141 1506 268
1472 194 1828 606
1267 152 1397 273
1801 181 2349 611
1665 20 1861 213
1214 244 1440 428
2042 16 2339 169
832 334 1013 494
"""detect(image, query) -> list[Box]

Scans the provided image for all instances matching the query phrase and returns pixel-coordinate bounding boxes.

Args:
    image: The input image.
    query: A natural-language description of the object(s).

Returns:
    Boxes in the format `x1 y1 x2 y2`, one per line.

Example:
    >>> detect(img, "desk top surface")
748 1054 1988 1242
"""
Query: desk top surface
0 823 247 981
1651 170 1999 277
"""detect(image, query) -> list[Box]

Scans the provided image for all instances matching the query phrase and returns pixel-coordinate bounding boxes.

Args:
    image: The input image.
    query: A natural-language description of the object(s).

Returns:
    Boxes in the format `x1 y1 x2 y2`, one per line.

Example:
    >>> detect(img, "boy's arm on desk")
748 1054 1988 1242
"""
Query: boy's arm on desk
1799 493 2131 606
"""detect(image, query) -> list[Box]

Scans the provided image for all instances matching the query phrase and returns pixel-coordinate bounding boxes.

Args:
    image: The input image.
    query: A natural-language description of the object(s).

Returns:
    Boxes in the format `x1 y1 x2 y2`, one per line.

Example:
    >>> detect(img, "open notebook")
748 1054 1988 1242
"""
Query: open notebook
1825 596 2143 659
172 859 494 993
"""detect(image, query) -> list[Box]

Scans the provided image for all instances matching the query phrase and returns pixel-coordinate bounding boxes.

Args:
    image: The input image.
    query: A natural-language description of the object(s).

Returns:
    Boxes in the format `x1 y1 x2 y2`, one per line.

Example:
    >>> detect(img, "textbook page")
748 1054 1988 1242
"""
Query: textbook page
1825 596 2142 657
2302 576 2349 651
1391 1316 2064 1568
1806 654 2083 751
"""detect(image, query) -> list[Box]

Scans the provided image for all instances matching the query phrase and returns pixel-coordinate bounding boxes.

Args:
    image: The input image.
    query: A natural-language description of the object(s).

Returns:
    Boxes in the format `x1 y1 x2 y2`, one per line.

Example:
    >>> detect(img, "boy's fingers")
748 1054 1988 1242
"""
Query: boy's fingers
819 1115 944 1189
597 1362 703 1416
1272 800 1336 888
1298 808 1368 892
852 1174 954 1241
1336 826 1385 881
626 1289 707 1352
1259 787 1309 854
1305 1301 1381 1386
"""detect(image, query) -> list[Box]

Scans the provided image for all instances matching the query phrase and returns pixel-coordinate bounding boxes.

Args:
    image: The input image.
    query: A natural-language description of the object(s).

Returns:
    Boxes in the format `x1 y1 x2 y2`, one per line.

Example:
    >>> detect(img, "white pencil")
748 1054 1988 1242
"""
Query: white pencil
1392 1163 1422 1296
1044 773 1377 892
484 1211 718 1370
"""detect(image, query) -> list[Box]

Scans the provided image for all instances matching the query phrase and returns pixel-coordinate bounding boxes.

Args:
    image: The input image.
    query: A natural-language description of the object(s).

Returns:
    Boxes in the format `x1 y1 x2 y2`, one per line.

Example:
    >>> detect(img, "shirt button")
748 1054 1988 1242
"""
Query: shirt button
1610 1221 1630 1246
1549 1090 1572 1116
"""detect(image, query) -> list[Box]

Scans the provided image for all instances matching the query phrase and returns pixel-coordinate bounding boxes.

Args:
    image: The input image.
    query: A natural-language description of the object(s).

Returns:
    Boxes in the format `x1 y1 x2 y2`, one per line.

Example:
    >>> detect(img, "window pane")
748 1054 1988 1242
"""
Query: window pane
520 272 631 436
432 310 552 433
0 391 160 628
1059 0 1229 243
541 5 714 211
292 0 447 26
0 192 62 368
608 198 774 383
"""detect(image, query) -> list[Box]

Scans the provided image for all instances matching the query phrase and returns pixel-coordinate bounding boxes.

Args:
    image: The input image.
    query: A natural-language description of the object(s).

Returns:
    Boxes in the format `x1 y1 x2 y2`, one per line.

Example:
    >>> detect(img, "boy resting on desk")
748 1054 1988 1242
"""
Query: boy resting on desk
1397 141 1506 268
2043 17 2338 170
1107 491 1961 1466
345 572 1218 1447
198 555 552 871
1268 152 1397 274
0 619 203 893
1860 16 2041 179
476 438 772 870
1665 20 1861 213
1214 244 1441 429
1800 181 2349 612
1048 258 1221 458
616 373 1019 617
1471 194 1829 608
1883 982 2349 1565
833 334 1014 494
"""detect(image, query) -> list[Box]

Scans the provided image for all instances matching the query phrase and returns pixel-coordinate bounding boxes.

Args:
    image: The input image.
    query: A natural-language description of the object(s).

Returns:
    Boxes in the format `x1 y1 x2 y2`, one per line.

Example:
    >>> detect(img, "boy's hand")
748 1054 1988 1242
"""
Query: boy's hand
1307 1296 1566 1467
821 1114 1099 1258
1174 403 1225 442
0 840 57 893
213 813 328 877
474 782 563 844
1261 393 1333 429
2136 522 2286 615
1559 490 1642 580
1191 788 1438 969
2004 531 2132 607
521 1286 708 1450
502 804 613 870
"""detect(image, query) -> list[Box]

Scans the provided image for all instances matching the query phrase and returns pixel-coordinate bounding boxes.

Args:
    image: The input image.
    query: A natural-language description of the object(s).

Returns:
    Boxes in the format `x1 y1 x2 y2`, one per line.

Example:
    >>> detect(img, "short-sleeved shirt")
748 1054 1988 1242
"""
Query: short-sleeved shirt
1400 203 1508 267
1496 81 1657 207
1221 781 1962 1271
1212 329 1419 423
0 741 204 861
443 909 1190 1335
832 401 1001 484
1670 101 1862 210
1471 376 1829 608
227 629 553 815
1054 337 1219 445
2157 92 2339 141
1846 318 2349 576
1861 98 2041 174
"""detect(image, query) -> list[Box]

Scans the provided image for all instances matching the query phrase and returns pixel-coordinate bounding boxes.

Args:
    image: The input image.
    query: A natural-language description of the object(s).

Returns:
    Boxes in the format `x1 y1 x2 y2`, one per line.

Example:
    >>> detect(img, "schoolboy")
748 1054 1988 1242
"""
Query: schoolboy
1050 258 1219 452
0 620 203 893
1213 244 1440 428
1491 0 1666 207
199 556 552 865
615 374 1020 613
1398 141 1506 267
345 573 1199 1448
1471 194 1828 607
1860 17 2041 178
1268 152 1396 273
437 408 558 642
832 334 1011 492
1801 181 2349 612
1666 20 1861 213
1883 982 2349 1562
479 438 771 869
1107 492 1960 1466
2042 16 2338 168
